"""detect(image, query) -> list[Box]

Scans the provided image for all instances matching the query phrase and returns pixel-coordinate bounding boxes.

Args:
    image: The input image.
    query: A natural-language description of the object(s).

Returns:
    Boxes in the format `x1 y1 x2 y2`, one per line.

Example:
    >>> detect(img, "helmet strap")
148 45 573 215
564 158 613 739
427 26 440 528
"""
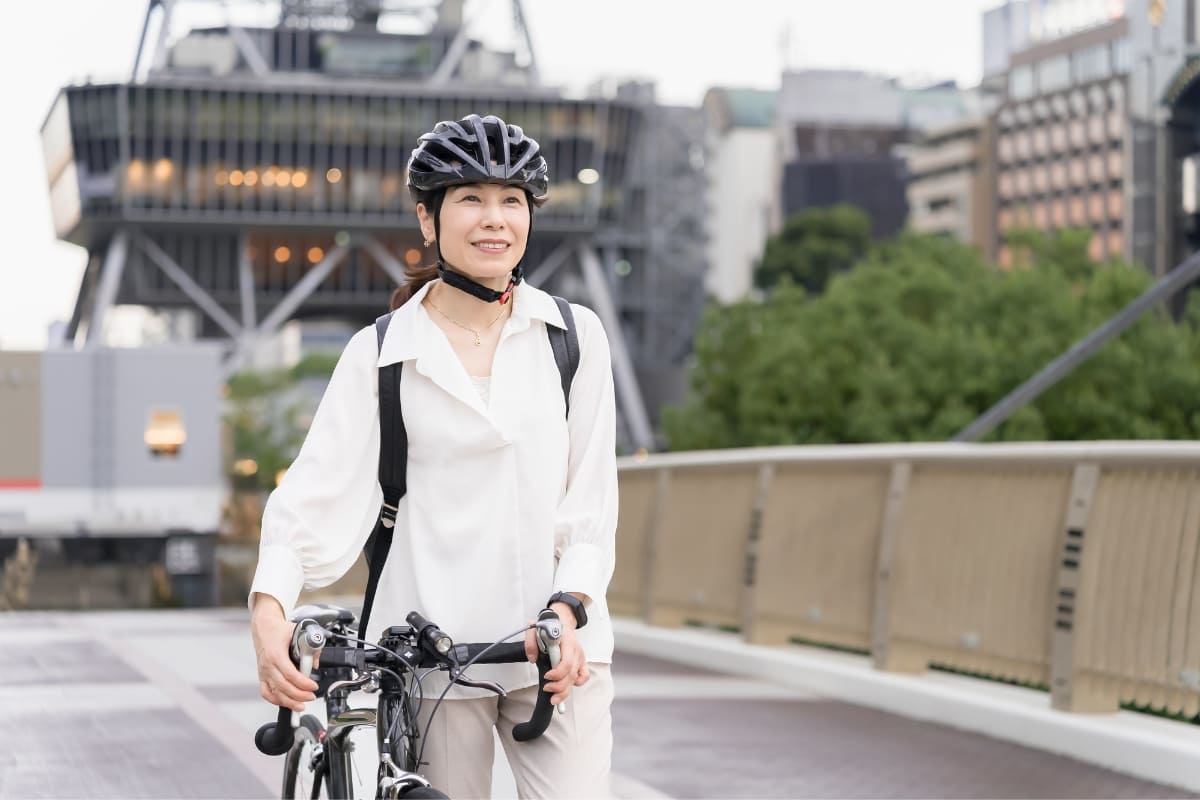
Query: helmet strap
436 262 520 304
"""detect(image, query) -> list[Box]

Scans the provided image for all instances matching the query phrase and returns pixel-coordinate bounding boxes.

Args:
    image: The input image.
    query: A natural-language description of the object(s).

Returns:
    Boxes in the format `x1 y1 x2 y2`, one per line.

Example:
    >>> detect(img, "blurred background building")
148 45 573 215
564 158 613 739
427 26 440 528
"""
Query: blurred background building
41 0 717 453
905 116 997 251
702 0 1200 303
701 87 776 304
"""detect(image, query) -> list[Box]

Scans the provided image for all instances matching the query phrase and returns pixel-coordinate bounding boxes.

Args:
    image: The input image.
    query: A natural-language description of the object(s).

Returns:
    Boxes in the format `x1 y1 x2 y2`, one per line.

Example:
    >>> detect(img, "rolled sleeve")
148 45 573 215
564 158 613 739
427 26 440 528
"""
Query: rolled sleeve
247 543 306 617
551 306 618 607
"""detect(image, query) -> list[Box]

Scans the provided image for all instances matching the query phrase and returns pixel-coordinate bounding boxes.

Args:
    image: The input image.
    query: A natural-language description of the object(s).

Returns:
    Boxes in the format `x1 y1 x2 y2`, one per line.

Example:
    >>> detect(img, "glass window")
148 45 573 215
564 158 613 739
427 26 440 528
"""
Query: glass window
1072 43 1111 85
1010 65 1035 100
1038 55 1071 93
1112 39 1132 74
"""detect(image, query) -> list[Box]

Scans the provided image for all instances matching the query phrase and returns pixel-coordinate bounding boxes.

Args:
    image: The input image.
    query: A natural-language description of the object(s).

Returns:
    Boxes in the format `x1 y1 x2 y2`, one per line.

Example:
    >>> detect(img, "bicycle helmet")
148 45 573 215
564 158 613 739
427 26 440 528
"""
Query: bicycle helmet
406 114 549 303
407 114 549 205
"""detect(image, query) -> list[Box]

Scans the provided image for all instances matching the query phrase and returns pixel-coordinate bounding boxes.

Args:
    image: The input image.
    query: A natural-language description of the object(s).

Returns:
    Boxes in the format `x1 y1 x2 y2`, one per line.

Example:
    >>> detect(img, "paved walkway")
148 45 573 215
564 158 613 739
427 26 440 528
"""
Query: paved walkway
0 609 1193 799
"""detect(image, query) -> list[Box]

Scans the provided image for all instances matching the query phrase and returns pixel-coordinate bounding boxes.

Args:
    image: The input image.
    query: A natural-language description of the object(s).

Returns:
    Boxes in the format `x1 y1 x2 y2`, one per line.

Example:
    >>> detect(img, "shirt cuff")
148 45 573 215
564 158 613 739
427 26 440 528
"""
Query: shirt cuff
552 542 607 607
247 543 306 618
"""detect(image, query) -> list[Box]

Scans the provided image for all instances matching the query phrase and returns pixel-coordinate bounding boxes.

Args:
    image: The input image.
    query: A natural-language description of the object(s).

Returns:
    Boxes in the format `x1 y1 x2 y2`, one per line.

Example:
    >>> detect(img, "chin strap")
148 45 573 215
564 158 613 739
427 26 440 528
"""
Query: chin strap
436 261 523 305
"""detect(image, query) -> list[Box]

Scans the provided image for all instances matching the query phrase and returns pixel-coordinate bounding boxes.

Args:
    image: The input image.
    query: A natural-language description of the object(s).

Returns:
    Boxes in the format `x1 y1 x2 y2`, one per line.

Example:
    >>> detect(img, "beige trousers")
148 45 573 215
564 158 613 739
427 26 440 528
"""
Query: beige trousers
413 664 613 799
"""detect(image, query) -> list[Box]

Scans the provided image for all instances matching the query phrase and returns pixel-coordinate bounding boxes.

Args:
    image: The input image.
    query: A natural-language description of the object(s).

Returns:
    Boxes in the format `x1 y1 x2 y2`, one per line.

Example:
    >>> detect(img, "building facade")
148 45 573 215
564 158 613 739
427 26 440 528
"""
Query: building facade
983 0 1200 278
701 88 776 304
992 18 1131 267
772 70 976 241
906 116 998 254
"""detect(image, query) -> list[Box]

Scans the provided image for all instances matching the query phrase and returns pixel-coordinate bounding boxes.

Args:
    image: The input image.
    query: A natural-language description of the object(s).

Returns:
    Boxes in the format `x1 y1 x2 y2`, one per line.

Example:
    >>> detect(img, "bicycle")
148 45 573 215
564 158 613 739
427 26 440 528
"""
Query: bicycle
254 602 565 799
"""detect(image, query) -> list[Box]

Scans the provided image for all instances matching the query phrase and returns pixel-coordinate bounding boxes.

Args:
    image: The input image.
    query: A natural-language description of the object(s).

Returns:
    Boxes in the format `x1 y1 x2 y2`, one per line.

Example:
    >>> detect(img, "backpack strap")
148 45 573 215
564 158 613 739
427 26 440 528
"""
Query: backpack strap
547 296 581 416
358 311 406 647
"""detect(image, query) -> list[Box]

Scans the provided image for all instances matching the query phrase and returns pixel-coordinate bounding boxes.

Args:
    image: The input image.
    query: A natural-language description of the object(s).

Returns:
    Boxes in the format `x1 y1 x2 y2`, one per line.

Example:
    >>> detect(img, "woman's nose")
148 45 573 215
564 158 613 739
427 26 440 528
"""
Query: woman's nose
480 198 505 227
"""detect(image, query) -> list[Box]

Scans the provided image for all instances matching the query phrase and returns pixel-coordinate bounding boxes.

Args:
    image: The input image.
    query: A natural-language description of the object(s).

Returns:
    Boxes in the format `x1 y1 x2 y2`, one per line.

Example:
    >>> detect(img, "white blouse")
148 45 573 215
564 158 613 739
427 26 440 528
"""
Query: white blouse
249 280 618 698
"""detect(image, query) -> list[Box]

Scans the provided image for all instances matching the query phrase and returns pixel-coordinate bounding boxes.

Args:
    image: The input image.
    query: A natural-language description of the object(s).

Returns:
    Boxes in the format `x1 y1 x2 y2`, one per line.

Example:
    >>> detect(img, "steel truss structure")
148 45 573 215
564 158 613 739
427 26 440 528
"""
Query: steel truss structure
43 0 709 451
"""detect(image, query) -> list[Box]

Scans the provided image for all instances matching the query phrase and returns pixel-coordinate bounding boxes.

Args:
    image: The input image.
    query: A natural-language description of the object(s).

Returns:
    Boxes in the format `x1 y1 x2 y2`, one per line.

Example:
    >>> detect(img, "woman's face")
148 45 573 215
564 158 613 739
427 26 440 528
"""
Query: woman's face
418 183 530 287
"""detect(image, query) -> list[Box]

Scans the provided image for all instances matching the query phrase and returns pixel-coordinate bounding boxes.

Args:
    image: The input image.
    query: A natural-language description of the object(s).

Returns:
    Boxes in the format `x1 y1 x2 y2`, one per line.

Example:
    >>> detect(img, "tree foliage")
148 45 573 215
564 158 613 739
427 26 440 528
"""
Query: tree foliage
665 227 1200 450
224 356 339 491
754 204 873 294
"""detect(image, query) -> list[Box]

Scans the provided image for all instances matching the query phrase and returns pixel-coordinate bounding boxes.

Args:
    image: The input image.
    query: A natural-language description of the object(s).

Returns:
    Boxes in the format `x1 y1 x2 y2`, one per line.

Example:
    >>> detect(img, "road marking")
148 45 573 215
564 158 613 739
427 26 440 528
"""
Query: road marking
99 633 279 794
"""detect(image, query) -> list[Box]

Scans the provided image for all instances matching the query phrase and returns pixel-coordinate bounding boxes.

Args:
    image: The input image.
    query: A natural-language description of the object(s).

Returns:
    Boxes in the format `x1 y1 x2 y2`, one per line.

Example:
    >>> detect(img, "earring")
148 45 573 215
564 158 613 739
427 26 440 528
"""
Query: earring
424 238 433 247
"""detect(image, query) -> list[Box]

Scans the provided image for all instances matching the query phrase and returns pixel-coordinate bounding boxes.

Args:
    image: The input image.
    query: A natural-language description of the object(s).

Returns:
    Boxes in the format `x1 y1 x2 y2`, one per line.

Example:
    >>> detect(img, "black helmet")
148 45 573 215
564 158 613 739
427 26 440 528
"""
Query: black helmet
406 114 549 205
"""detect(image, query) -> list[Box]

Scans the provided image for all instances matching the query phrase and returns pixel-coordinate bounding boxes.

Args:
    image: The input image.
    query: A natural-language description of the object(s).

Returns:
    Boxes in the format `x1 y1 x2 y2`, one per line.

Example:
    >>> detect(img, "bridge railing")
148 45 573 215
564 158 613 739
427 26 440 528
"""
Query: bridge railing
613 442 1200 716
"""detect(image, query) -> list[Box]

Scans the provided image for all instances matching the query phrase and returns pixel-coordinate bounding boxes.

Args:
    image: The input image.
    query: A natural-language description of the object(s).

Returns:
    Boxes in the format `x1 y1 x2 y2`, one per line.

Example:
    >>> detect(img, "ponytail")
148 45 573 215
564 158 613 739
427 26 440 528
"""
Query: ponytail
390 263 438 310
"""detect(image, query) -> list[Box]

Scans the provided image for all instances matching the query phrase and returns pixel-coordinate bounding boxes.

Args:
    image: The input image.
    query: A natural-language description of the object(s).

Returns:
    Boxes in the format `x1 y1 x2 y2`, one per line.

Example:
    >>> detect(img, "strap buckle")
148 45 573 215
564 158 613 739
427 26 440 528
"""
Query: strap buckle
380 502 398 528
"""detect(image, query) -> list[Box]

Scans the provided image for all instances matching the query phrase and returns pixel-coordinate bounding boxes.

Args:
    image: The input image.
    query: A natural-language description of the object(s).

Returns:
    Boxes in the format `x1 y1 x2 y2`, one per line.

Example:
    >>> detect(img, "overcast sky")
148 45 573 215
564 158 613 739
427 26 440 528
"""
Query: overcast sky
0 0 998 349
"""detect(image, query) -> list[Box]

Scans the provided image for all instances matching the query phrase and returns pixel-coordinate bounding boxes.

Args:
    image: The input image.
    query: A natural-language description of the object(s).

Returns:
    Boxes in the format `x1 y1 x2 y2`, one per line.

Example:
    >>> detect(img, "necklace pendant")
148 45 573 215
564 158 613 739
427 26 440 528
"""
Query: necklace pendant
473 333 481 346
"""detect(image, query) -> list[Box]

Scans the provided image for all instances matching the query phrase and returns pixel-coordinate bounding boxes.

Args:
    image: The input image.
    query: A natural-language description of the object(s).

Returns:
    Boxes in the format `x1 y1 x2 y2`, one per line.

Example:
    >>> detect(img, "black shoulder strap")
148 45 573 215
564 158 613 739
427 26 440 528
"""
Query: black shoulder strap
547 296 581 416
358 311 405 647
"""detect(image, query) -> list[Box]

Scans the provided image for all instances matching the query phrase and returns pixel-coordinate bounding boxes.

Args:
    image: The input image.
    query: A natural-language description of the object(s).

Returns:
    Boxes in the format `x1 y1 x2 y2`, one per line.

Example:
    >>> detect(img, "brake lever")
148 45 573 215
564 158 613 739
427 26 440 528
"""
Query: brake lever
289 619 326 722
534 610 565 715
449 669 508 696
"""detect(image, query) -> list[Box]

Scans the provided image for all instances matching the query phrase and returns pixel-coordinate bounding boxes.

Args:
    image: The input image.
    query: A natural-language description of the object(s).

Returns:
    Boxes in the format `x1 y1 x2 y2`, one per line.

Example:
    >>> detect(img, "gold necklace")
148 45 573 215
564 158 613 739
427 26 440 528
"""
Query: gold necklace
427 298 506 346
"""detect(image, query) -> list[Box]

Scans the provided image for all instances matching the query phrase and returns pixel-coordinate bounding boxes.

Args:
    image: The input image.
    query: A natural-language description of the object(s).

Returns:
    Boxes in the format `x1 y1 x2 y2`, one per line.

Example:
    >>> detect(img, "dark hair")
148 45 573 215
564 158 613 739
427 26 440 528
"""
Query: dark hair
390 189 443 310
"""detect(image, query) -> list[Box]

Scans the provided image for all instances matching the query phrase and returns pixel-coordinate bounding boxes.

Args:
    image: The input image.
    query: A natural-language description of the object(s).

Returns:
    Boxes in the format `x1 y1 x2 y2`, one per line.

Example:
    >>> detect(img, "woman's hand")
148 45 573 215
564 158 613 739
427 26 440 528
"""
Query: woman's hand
524 601 590 707
250 593 318 713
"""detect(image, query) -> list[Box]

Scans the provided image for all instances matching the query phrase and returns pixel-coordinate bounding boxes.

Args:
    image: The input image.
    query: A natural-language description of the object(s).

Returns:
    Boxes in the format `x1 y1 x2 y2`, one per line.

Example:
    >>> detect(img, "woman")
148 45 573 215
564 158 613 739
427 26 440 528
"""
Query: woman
248 114 618 798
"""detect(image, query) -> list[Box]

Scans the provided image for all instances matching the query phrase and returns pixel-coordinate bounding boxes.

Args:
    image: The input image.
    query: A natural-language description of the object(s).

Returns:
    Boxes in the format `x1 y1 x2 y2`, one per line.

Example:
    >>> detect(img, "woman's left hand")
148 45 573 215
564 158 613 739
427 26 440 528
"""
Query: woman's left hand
525 604 590 706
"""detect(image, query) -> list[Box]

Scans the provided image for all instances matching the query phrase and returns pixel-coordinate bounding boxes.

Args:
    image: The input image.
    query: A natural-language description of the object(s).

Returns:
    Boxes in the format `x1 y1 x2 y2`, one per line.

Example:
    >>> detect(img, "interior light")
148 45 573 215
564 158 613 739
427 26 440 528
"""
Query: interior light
229 170 244 187
244 170 259 187
292 171 308 188
145 409 186 457
326 167 343 184
404 248 422 266
233 458 258 476
214 170 229 186
153 158 173 182
577 168 600 185
307 246 324 263
277 169 292 186
274 246 291 263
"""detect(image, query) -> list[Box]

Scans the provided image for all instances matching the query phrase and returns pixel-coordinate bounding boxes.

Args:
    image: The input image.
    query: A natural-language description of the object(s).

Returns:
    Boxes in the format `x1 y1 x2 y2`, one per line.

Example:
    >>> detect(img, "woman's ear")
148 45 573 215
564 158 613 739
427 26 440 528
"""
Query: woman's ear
416 202 435 243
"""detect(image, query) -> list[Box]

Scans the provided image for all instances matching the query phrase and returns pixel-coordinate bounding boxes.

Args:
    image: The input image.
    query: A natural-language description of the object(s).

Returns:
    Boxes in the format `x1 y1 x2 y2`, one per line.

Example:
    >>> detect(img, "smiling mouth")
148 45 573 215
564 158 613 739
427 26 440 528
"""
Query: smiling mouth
473 242 510 252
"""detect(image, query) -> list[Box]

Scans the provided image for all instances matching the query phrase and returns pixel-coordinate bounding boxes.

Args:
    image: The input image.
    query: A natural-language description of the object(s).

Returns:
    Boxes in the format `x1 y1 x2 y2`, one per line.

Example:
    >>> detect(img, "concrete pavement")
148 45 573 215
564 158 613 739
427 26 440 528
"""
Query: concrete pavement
0 608 1194 799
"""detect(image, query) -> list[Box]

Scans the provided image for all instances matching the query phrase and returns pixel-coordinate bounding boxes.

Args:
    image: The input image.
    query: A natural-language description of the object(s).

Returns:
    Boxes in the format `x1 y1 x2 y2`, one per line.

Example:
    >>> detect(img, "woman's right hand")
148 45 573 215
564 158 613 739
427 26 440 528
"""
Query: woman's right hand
250 593 318 712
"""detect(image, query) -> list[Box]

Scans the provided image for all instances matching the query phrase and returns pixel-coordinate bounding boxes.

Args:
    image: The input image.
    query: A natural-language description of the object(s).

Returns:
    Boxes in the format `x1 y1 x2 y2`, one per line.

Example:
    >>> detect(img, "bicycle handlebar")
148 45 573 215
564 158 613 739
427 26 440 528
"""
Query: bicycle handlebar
254 611 561 756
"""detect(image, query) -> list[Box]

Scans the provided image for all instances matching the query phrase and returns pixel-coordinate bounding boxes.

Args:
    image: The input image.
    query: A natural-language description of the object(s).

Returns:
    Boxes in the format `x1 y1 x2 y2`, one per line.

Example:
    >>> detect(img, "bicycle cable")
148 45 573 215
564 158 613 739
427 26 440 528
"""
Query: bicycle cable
384 668 431 761
414 624 535 770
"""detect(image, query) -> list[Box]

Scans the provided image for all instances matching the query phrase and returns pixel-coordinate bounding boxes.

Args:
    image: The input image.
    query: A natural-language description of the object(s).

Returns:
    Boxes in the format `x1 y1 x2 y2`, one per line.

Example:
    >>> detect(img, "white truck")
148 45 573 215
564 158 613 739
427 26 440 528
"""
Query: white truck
0 345 225 607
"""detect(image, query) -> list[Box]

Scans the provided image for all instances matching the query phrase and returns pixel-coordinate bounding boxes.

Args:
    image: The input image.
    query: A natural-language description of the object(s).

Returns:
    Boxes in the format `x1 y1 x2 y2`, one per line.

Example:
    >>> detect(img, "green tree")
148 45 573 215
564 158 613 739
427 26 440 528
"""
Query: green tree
753 204 873 294
665 228 1200 449
224 356 339 492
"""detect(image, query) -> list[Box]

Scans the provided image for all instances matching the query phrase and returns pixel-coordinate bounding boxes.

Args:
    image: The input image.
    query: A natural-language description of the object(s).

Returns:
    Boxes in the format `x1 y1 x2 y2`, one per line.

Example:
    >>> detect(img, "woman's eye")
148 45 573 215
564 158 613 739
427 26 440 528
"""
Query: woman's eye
505 196 524 204
460 194 480 202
